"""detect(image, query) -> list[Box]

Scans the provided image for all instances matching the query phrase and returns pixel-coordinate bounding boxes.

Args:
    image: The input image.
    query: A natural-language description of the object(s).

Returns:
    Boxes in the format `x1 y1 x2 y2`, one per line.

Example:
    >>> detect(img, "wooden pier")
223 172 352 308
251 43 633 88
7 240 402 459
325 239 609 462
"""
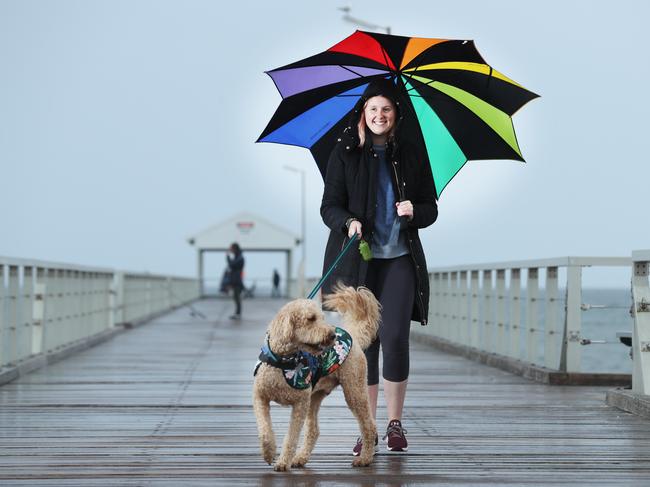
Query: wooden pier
1 298 649 485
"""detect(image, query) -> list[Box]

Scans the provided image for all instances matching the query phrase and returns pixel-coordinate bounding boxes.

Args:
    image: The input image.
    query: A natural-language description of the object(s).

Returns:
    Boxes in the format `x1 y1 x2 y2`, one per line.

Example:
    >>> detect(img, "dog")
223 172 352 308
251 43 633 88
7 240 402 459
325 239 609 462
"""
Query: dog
252 284 380 471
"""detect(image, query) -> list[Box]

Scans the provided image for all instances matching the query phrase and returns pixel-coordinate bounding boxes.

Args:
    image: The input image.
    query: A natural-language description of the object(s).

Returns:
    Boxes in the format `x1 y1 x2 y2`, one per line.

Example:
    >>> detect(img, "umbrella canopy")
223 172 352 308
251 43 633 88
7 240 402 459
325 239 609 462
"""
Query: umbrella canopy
258 30 538 198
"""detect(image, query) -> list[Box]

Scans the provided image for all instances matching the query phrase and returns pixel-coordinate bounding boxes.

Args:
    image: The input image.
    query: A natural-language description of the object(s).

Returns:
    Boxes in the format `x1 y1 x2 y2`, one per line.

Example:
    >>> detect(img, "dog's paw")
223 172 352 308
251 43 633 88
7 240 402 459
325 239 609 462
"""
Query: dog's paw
273 461 290 472
352 456 373 467
291 454 308 468
261 440 276 465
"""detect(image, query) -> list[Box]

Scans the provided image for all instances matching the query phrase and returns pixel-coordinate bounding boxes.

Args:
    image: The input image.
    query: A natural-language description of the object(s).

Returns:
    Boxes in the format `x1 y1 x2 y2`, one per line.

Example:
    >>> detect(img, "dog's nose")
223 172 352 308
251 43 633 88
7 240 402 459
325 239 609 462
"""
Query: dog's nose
328 331 336 342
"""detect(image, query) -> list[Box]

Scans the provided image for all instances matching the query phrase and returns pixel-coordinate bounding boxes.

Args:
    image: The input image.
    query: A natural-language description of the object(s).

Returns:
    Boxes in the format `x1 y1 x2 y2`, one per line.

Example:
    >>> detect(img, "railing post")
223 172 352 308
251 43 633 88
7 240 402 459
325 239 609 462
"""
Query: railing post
431 272 440 335
32 269 46 356
526 268 539 364
43 268 54 352
482 270 493 352
561 265 582 372
450 271 459 343
110 272 124 327
8 266 19 365
459 271 468 345
510 268 522 359
631 252 650 394
0 265 6 368
544 267 560 370
441 272 450 340
22 266 33 359
146 279 152 319
470 270 479 348
495 269 506 355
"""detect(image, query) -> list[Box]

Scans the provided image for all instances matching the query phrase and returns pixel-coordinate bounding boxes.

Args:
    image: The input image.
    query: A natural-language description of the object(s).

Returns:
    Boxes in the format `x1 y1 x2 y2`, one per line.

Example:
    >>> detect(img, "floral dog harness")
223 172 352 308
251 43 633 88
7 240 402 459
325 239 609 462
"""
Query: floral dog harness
253 327 353 390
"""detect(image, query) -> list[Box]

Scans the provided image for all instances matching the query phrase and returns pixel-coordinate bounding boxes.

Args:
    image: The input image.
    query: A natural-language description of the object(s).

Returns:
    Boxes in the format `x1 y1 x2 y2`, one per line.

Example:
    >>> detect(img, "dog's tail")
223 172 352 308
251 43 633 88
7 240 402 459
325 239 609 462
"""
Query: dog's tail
322 284 380 351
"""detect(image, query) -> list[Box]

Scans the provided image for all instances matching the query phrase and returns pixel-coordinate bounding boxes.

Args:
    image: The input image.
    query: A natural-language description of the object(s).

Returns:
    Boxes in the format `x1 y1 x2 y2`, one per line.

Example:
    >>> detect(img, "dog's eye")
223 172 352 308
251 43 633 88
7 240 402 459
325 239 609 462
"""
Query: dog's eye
307 314 316 322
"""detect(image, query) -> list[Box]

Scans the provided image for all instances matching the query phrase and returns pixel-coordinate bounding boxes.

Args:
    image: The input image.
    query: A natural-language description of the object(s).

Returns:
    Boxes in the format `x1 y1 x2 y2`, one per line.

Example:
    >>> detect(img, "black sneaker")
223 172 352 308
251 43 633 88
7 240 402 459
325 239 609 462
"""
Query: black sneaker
352 434 378 456
383 419 408 452
229 314 241 320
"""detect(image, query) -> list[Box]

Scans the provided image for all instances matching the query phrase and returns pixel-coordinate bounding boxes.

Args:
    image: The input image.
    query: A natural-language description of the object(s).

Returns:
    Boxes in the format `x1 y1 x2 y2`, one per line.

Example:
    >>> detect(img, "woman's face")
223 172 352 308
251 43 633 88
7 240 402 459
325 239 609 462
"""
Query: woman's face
363 95 396 139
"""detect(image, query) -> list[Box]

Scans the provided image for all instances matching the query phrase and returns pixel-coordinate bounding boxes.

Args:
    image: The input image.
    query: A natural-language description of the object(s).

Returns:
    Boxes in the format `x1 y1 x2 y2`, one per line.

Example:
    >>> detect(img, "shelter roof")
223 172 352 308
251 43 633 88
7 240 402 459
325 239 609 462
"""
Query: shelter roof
187 212 299 251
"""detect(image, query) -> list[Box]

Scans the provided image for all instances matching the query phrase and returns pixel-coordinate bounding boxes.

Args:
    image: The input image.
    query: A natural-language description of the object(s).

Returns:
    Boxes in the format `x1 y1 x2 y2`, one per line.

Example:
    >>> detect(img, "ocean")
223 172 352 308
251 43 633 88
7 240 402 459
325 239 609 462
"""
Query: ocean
578 288 633 374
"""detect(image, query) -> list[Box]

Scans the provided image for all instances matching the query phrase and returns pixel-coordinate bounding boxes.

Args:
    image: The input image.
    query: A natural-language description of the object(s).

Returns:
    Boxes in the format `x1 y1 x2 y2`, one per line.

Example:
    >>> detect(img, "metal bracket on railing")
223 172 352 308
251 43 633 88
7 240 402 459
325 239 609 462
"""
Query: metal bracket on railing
568 331 581 342
638 298 649 313
580 303 605 311
580 338 607 345
641 342 650 353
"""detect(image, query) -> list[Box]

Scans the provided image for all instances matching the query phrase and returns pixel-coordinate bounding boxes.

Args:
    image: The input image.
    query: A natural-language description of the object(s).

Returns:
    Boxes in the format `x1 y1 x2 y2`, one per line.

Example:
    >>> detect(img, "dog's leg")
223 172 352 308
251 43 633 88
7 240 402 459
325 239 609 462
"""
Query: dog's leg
274 399 309 472
291 389 327 468
253 391 276 465
341 375 376 467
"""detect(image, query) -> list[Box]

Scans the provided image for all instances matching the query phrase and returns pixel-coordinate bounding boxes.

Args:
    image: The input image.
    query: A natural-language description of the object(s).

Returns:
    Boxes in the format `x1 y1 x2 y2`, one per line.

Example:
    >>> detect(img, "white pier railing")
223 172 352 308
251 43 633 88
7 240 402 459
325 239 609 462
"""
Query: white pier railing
632 250 650 395
423 256 631 374
0 257 199 371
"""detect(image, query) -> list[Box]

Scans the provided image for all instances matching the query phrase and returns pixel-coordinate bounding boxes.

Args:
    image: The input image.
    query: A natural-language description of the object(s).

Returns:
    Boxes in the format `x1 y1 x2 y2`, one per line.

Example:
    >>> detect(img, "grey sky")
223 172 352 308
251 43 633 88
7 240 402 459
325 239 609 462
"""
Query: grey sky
1 0 648 288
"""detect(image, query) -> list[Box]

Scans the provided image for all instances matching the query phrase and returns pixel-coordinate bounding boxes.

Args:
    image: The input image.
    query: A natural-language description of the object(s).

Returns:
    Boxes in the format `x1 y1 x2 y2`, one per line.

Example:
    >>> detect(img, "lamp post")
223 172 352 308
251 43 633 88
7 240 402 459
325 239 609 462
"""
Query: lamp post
283 165 306 297
338 6 391 34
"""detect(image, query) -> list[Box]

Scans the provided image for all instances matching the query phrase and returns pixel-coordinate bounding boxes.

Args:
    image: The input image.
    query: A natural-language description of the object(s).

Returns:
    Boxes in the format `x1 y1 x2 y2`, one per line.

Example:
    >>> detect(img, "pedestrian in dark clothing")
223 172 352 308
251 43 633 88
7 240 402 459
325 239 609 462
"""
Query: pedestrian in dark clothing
320 79 438 454
226 243 245 319
271 269 281 298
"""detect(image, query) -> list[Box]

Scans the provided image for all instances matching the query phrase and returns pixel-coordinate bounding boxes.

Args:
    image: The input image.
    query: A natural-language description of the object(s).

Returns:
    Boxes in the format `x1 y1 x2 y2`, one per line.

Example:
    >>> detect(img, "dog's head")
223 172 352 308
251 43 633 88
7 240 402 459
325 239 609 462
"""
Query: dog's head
267 299 337 356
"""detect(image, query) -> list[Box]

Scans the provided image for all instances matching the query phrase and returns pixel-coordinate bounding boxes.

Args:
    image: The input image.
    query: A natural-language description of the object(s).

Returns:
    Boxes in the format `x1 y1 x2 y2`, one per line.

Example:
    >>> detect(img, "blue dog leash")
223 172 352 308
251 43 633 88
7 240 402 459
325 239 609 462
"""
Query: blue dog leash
307 234 360 300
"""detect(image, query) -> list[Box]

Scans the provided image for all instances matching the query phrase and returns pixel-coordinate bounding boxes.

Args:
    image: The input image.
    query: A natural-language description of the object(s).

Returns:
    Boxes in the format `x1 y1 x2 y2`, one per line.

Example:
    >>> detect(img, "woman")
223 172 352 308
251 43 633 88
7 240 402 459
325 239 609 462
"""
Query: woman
226 242 245 320
320 79 438 454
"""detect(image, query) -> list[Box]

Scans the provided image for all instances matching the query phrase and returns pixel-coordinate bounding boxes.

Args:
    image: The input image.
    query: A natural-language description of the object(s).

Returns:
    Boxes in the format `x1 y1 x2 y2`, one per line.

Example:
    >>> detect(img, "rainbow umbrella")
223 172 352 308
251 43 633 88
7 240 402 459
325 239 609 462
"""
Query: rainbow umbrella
257 30 538 198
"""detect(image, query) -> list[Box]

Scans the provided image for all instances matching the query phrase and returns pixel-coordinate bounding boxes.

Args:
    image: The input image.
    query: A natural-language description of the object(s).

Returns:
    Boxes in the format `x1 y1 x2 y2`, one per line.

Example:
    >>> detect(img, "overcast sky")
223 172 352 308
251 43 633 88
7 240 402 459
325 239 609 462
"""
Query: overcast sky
1 0 648 288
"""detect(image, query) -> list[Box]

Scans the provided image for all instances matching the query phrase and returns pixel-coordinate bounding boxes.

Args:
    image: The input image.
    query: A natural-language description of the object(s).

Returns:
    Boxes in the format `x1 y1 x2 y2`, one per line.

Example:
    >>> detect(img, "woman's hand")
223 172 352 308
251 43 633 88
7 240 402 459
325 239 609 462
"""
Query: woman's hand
348 220 363 238
396 200 414 219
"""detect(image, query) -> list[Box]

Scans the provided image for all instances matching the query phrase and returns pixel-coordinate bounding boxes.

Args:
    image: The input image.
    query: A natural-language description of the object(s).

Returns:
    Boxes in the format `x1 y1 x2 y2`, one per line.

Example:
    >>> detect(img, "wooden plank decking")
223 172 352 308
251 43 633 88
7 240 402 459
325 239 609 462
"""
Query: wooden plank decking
1 298 649 486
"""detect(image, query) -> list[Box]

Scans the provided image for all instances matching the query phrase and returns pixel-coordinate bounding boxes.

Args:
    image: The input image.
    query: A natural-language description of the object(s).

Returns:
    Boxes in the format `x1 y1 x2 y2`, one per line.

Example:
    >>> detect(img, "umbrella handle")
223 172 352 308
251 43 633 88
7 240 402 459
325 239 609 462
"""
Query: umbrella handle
307 234 360 300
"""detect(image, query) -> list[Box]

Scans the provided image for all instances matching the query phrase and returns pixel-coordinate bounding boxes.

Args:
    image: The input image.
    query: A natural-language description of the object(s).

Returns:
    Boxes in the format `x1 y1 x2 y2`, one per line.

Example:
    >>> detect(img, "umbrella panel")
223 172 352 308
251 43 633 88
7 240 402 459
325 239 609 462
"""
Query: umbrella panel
401 40 486 71
258 83 368 149
406 77 524 162
269 65 389 99
258 77 377 142
404 68 538 115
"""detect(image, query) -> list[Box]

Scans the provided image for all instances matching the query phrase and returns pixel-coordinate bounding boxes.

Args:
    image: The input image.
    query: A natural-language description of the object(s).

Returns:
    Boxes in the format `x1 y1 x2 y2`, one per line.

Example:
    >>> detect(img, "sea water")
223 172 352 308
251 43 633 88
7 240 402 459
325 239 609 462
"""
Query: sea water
516 288 633 374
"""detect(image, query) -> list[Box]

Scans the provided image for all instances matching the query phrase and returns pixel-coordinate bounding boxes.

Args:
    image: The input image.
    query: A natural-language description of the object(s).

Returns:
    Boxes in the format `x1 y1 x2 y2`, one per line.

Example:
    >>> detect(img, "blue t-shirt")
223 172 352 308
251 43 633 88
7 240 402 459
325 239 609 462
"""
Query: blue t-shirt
371 145 409 259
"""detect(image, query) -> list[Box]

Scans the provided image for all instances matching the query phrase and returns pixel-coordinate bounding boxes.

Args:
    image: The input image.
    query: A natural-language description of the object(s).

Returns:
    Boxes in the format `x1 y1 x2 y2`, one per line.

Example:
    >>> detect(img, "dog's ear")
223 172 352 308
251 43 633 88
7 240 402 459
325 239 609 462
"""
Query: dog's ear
270 305 295 345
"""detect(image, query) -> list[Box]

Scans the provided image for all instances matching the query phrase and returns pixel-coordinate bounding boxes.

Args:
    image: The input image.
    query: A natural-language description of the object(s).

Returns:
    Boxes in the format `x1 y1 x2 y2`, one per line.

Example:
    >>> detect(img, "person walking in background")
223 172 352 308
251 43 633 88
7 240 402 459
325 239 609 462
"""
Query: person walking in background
320 79 438 455
271 269 281 298
226 243 245 320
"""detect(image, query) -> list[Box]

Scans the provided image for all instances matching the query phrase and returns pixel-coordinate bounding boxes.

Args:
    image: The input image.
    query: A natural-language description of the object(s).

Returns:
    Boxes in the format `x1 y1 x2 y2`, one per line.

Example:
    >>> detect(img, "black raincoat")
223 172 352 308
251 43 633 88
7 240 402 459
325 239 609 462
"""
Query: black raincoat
320 129 438 325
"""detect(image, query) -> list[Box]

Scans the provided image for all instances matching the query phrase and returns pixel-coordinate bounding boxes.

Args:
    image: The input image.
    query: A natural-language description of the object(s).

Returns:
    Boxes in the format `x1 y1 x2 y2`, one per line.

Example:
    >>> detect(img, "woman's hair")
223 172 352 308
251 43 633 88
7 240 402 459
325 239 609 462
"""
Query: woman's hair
356 96 397 147
230 242 241 255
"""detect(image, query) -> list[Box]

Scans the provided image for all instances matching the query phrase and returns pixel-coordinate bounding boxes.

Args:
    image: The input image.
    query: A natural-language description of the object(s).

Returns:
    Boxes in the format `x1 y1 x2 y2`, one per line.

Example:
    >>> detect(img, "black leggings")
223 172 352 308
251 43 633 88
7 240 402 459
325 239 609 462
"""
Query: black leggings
364 255 415 385
233 285 242 315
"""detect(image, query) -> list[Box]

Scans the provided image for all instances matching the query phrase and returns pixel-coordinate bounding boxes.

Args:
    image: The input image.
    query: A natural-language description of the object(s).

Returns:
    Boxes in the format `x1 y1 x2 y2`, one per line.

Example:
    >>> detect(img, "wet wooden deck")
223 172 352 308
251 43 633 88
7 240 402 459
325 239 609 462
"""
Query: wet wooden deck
1 298 649 486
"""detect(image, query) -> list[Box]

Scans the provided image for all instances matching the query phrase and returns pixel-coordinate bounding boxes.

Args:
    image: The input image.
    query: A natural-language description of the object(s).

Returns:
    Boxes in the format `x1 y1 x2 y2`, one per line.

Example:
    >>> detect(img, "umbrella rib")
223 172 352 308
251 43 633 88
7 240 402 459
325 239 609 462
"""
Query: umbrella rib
338 65 377 78
401 67 422 93
379 45 394 72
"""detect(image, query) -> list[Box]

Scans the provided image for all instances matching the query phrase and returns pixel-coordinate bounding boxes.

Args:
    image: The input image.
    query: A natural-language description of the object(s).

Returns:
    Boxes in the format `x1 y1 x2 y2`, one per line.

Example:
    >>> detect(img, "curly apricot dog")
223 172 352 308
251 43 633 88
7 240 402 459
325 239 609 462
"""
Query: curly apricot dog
253 284 380 471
